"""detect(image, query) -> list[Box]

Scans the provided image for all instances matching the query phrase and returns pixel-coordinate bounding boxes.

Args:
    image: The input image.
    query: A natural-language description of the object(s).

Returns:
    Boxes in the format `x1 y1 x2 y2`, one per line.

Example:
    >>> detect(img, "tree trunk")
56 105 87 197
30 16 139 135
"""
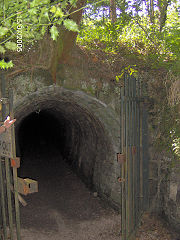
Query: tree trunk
146 0 155 23
50 0 86 83
157 0 171 32
150 0 154 23
109 0 117 23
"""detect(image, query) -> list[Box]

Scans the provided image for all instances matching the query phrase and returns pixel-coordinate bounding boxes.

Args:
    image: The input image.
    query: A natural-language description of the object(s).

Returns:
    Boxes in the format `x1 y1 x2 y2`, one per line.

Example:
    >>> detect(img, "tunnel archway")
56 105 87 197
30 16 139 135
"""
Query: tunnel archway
14 86 120 204
17 104 108 187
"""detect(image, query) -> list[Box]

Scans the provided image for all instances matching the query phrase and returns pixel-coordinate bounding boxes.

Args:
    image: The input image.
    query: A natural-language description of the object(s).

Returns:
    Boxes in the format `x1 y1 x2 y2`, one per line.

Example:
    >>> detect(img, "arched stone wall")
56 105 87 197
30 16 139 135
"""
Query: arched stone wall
14 86 121 207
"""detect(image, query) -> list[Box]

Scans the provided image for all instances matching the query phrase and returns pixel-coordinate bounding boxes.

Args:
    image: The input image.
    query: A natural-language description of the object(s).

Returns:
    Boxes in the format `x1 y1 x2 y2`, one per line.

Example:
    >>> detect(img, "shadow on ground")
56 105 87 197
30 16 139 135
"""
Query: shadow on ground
18 146 120 240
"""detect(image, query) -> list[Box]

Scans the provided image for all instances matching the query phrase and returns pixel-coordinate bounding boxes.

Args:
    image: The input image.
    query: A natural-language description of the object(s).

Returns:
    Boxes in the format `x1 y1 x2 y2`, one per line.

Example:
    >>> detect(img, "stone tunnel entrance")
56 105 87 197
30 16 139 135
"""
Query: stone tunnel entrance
17 107 102 187
14 86 121 239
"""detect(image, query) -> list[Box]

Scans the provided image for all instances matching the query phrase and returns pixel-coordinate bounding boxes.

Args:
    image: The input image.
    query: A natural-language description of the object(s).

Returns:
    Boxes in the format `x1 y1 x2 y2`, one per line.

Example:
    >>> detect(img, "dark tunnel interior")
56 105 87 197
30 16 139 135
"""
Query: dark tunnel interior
18 110 66 158
12 91 117 232
17 109 72 180
15 104 110 189
15 107 111 230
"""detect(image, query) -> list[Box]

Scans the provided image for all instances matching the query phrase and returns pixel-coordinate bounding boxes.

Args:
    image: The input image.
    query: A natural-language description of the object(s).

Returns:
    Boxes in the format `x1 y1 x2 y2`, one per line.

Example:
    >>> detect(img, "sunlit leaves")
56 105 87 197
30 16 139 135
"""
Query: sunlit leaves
55 8 64 18
50 6 57 13
77 20 121 51
0 59 14 69
5 41 17 51
50 6 64 18
28 8 38 15
0 27 8 37
30 0 50 8
64 19 79 32
0 45 5 54
41 26 47 35
115 65 138 82
69 0 77 7
4 20 12 28
0 0 79 69
50 25 59 40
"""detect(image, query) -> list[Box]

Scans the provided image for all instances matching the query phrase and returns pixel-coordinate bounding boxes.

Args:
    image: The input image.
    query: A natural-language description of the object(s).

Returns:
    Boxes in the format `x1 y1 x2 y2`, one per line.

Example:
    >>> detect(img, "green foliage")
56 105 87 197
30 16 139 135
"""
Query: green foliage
77 19 123 52
78 1 180 159
115 65 138 81
78 3 180 73
152 104 180 157
64 19 79 32
0 59 14 69
0 45 5 54
50 25 59 41
5 41 17 50
163 7 180 73
0 0 79 69
0 27 9 37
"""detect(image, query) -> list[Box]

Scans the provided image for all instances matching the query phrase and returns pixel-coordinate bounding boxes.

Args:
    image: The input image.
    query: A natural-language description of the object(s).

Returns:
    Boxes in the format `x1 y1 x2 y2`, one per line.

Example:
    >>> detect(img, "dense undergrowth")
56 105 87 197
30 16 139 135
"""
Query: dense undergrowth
77 5 180 160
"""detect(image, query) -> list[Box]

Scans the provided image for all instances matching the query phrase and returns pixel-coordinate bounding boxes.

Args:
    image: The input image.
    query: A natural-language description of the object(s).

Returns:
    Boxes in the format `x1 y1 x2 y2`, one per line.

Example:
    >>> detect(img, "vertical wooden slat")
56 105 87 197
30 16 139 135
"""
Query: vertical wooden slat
125 75 130 237
131 77 135 233
137 77 142 220
1 73 6 121
1 72 9 240
128 75 133 235
133 77 138 227
120 74 149 239
9 90 21 240
0 74 21 240
2 77 14 240
5 157 14 240
139 78 144 212
0 157 8 240
120 84 126 240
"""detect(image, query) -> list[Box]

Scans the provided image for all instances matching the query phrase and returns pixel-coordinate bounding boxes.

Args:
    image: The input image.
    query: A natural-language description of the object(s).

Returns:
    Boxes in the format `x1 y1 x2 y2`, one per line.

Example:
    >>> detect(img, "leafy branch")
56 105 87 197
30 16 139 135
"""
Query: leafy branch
134 17 159 48
0 0 80 69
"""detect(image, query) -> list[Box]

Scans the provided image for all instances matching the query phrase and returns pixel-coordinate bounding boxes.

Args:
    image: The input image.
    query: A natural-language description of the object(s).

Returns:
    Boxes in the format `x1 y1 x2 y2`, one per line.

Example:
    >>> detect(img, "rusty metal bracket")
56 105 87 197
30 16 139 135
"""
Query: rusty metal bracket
11 158 20 168
117 177 125 183
117 153 126 164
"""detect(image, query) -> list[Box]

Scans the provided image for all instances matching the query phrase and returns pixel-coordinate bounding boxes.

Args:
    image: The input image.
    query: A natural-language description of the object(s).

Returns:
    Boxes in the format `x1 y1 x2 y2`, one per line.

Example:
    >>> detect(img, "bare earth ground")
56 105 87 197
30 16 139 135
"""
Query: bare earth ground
17 149 179 240
18 151 121 240
136 213 180 240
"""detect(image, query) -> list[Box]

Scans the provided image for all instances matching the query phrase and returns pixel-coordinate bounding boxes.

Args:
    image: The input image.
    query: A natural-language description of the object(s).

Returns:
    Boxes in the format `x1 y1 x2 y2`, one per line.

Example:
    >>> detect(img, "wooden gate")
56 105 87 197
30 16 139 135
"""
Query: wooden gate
0 73 38 240
0 73 21 240
119 74 149 240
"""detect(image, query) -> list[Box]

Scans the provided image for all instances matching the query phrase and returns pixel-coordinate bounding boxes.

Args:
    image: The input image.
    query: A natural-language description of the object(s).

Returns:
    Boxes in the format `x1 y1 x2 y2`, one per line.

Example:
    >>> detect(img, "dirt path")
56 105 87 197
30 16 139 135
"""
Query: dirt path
18 147 179 240
19 151 121 240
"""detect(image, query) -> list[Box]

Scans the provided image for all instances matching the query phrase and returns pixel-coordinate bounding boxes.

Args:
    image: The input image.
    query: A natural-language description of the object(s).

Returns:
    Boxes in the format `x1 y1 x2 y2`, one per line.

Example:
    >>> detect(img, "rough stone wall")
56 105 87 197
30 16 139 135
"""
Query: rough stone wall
149 147 180 233
8 46 121 112
162 160 180 233
3 45 179 228
4 46 122 209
